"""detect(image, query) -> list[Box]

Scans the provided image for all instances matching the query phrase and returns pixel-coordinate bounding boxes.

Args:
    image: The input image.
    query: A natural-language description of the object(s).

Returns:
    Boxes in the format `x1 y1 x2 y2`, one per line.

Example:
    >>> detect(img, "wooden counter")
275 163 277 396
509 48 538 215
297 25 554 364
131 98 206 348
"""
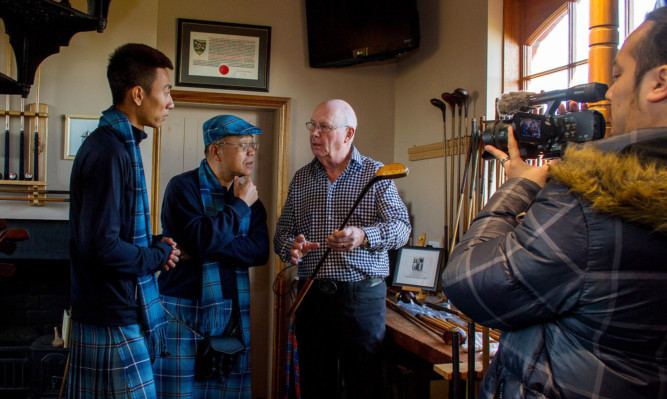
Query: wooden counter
385 306 455 365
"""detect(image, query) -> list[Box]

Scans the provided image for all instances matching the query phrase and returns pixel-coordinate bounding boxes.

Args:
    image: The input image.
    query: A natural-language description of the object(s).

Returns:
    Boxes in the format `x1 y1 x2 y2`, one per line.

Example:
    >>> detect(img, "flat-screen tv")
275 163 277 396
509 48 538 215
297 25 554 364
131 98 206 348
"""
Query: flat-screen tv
306 0 420 68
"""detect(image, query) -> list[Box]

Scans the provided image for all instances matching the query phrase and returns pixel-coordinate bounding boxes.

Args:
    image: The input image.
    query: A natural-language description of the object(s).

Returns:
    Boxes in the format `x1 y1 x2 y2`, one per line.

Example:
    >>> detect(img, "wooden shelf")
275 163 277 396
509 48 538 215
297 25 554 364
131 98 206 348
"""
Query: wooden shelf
407 138 471 161
0 180 51 206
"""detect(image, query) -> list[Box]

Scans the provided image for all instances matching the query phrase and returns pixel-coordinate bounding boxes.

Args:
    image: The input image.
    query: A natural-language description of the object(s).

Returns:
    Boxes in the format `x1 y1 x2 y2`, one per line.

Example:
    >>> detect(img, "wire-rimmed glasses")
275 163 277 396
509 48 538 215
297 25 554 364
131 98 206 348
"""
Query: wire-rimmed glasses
305 121 350 134
213 141 260 152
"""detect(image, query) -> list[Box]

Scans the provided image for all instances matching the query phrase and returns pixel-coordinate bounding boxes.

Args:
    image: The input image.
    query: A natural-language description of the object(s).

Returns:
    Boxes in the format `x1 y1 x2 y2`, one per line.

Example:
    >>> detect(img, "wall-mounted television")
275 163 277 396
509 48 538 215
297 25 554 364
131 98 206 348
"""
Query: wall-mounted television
306 0 420 68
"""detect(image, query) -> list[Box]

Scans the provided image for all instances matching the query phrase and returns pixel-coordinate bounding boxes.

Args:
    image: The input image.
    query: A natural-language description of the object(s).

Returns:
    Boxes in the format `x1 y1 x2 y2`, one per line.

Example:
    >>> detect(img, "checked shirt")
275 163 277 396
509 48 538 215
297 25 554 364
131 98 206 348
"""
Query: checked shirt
274 146 411 281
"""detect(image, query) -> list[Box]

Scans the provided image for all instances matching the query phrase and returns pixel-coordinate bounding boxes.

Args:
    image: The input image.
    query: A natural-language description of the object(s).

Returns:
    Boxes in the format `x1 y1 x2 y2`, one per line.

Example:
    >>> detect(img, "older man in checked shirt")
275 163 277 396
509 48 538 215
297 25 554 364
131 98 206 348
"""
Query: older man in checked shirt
274 99 411 399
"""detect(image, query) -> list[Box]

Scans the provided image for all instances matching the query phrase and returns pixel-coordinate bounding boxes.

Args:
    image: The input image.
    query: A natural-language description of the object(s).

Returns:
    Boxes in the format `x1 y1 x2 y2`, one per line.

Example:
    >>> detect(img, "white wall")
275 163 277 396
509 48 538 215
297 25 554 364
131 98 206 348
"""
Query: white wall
155 0 399 176
394 0 503 247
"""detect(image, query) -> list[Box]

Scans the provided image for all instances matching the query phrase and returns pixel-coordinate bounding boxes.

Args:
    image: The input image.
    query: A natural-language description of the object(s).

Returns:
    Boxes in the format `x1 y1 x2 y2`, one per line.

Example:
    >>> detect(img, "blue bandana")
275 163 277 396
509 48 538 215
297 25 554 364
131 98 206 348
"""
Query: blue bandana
98 106 167 360
198 159 252 371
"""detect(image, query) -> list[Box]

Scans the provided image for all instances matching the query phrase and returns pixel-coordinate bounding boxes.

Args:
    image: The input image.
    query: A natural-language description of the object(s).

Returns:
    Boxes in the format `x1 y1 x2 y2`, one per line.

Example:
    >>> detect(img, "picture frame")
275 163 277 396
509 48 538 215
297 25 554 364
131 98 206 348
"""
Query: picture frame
176 18 271 92
63 115 99 160
391 246 445 291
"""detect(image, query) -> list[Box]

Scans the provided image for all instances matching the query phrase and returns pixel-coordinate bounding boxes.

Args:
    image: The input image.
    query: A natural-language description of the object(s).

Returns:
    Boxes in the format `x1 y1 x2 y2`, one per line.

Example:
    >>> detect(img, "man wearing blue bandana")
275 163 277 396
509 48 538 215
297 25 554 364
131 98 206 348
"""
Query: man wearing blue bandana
68 43 181 398
154 115 269 398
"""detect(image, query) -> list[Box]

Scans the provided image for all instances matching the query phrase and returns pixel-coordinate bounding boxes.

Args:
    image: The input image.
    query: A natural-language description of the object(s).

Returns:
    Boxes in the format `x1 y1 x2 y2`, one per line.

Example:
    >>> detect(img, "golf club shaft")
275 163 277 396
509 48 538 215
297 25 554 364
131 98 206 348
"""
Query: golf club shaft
449 134 476 255
430 99 449 251
4 46 10 179
0 196 70 202
33 69 40 181
19 98 24 180
0 188 69 194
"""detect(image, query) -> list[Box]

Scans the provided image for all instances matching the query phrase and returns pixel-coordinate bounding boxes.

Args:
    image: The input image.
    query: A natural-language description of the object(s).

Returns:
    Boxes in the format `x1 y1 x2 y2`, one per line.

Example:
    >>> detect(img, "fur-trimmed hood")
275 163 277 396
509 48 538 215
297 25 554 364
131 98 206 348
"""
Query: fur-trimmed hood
549 143 667 232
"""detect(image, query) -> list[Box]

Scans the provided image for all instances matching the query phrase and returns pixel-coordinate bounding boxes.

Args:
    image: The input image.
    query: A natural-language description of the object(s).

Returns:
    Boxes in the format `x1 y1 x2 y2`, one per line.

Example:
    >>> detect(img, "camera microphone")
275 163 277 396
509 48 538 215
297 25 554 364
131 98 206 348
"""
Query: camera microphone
496 82 609 116
529 82 608 106
497 91 536 117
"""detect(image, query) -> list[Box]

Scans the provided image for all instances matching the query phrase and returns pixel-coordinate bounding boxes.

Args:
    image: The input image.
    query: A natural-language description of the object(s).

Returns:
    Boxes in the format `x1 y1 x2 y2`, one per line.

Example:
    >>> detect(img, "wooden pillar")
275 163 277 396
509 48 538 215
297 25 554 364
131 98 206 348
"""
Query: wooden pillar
589 0 618 134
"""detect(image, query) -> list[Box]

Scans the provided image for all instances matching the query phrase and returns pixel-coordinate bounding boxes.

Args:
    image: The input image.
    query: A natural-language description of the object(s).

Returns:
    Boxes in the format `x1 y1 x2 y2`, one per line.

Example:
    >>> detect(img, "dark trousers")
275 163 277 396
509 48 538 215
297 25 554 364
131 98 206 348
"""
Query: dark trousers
295 278 386 399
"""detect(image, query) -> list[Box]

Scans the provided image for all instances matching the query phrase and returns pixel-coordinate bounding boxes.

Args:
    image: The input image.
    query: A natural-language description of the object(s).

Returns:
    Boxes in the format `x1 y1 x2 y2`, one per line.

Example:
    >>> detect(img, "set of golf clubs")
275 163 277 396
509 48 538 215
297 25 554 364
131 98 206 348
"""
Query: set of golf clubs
430 88 478 257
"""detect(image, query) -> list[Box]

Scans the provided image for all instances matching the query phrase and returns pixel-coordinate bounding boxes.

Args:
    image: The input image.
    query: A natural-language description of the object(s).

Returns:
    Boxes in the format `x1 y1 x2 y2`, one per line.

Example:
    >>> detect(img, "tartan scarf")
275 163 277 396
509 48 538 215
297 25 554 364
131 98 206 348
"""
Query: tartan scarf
98 106 167 360
198 159 252 370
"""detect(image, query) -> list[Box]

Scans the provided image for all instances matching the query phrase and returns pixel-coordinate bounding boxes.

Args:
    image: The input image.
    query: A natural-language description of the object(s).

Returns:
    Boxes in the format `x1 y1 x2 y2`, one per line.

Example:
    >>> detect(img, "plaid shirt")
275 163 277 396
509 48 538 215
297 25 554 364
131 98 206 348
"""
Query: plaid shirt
442 128 667 398
274 146 411 281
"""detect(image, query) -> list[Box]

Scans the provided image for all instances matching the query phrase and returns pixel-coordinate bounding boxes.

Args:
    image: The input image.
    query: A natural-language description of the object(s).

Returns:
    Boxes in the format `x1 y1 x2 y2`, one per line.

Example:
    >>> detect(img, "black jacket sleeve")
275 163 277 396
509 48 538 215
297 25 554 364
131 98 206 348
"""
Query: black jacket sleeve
72 133 171 277
161 171 269 267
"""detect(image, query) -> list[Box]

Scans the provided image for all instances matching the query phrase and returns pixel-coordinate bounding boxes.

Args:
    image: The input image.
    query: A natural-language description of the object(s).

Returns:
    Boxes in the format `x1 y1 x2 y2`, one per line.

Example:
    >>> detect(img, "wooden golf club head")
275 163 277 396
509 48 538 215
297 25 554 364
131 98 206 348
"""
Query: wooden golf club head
454 88 470 103
0 228 30 242
0 241 17 255
430 99 448 122
441 92 459 110
375 163 409 180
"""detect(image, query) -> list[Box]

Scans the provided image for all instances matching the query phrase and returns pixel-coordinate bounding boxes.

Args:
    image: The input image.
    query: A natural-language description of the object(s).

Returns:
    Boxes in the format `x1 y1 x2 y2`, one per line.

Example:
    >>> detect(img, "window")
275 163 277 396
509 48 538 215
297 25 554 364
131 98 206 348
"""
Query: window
520 0 659 92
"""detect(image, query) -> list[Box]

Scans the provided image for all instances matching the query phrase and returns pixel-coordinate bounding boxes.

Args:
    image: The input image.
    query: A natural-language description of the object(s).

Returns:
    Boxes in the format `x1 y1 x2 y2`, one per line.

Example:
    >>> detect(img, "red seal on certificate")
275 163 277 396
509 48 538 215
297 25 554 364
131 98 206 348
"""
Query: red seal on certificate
219 65 229 75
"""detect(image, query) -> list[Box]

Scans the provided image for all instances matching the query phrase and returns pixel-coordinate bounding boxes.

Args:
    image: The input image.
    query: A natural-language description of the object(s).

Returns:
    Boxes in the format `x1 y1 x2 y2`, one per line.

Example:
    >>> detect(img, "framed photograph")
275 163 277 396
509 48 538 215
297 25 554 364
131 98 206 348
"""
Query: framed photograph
391 246 445 291
176 19 271 92
63 115 98 160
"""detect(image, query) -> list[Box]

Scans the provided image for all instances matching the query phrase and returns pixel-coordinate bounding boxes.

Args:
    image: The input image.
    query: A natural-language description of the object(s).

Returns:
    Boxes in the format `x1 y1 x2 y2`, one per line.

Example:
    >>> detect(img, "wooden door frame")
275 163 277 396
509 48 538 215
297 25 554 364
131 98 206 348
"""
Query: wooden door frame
150 90 291 399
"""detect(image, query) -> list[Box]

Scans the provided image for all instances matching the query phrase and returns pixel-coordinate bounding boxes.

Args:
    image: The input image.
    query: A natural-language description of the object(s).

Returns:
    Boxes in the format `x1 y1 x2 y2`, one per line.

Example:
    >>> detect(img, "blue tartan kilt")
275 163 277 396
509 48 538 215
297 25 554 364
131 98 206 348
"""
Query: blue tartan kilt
66 320 157 399
153 295 251 399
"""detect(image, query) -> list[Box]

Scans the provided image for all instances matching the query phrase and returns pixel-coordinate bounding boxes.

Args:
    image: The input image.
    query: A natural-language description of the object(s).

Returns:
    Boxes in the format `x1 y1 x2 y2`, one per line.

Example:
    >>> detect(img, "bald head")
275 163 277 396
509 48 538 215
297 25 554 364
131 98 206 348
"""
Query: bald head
315 99 358 130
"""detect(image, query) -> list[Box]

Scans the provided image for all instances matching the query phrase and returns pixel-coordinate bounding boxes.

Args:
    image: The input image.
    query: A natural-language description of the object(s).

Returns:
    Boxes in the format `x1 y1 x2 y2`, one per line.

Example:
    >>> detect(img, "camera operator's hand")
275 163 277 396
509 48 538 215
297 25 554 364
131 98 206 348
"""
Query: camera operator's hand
484 126 555 188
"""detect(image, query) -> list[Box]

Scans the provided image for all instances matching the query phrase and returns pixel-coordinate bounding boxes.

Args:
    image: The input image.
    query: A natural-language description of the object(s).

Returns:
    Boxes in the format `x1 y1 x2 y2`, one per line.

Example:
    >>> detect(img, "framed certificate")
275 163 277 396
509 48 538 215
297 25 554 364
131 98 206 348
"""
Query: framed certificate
176 19 271 92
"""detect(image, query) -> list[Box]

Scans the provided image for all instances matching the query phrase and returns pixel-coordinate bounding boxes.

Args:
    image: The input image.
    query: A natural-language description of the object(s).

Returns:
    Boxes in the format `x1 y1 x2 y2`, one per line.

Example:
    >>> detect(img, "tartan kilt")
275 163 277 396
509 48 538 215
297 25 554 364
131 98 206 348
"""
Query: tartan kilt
65 320 157 399
153 295 251 399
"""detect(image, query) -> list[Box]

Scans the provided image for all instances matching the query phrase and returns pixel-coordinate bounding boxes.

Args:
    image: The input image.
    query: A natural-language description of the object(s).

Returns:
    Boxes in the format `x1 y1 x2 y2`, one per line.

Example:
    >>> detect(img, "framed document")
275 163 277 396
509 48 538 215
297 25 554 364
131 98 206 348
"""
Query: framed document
391 246 445 291
176 19 271 92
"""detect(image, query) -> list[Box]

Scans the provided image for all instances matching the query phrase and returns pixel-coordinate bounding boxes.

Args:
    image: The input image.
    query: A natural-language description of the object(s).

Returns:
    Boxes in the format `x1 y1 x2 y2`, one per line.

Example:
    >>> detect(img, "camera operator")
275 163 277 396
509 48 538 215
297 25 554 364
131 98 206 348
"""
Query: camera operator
442 7 667 399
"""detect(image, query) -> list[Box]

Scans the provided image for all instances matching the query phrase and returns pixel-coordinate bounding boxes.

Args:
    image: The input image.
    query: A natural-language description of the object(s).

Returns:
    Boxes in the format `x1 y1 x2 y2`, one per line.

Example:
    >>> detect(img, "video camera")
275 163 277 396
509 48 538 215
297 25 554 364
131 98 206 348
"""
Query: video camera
482 82 608 159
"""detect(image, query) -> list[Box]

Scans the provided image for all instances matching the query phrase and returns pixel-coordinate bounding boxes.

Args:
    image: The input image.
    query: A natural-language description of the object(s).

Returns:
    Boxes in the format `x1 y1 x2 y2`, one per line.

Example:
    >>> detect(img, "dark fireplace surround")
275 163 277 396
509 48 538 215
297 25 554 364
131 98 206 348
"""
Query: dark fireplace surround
1 219 70 398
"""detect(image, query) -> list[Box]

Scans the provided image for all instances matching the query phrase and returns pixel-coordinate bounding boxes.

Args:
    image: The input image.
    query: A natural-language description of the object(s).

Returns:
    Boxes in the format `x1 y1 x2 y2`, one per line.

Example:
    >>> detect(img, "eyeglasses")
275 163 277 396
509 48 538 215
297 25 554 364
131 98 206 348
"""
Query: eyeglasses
214 141 260 152
305 121 349 134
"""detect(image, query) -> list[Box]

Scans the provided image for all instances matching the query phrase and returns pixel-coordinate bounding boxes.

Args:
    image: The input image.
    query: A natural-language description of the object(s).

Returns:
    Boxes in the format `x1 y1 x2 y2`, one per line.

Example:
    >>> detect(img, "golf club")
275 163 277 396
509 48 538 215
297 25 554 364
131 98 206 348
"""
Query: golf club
0 241 17 255
430 98 449 249
286 163 409 317
4 95 9 180
454 89 471 230
4 48 10 180
441 92 458 251
19 97 24 180
0 227 30 243
33 68 40 181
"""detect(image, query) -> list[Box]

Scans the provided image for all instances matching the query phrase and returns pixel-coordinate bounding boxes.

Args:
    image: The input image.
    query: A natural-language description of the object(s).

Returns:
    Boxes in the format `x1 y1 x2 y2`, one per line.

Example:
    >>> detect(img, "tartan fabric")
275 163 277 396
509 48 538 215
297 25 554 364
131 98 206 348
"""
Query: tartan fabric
98 106 168 359
285 316 301 399
66 320 157 399
274 146 411 281
442 128 667 398
153 296 251 398
197 159 251 344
